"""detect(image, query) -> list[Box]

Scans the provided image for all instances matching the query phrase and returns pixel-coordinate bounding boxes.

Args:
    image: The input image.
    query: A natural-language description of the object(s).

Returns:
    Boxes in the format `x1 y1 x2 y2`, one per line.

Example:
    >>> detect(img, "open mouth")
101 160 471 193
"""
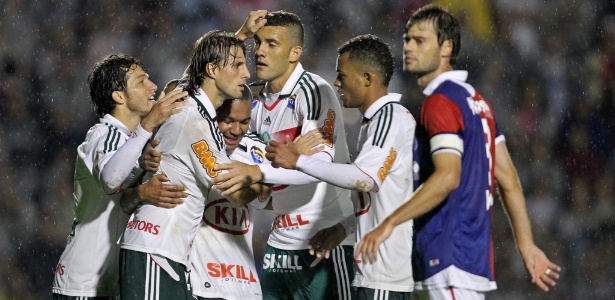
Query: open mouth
223 135 240 146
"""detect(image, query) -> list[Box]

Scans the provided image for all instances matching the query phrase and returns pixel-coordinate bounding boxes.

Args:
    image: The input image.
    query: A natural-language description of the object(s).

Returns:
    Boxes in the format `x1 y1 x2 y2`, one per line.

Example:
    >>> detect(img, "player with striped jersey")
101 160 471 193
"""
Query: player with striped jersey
119 31 270 300
189 91 268 300
214 11 355 300
267 35 416 300
52 54 187 299
356 5 561 300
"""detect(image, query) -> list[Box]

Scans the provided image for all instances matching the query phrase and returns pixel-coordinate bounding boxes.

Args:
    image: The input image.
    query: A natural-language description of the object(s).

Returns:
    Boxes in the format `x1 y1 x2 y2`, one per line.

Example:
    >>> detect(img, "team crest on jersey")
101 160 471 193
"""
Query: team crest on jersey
378 148 397 182
287 95 296 109
260 132 272 144
251 99 258 108
203 199 250 235
250 146 265 163
322 109 335 147
191 140 219 177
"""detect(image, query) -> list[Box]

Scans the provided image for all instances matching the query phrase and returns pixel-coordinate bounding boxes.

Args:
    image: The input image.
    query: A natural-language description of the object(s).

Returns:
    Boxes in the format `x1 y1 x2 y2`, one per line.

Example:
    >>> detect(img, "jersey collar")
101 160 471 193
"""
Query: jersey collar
100 114 131 135
363 93 402 120
189 87 217 120
422 70 468 96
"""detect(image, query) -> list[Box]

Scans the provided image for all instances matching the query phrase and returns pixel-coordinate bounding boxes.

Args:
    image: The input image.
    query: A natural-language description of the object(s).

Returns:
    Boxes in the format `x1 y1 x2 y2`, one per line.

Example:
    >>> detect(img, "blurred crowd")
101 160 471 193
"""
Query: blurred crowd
1 0 614 298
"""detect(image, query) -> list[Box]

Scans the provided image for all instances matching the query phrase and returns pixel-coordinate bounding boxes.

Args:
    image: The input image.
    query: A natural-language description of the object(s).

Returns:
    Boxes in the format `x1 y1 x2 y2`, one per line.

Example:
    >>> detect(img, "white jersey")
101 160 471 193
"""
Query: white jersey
352 94 416 292
191 133 267 300
120 89 229 267
249 63 354 250
53 114 140 297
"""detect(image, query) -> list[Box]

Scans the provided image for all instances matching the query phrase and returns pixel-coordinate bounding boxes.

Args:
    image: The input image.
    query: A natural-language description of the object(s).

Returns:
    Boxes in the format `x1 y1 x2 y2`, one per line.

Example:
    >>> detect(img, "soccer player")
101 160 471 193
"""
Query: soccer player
355 5 561 299
52 54 188 299
266 34 417 300
118 31 269 300
214 10 356 300
190 88 269 300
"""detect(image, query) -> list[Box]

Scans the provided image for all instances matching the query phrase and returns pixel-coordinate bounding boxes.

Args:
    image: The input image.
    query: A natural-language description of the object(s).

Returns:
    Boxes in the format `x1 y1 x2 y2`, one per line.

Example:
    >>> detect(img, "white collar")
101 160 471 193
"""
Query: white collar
423 70 468 96
190 87 217 119
100 114 131 134
363 93 402 120
264 62 305 97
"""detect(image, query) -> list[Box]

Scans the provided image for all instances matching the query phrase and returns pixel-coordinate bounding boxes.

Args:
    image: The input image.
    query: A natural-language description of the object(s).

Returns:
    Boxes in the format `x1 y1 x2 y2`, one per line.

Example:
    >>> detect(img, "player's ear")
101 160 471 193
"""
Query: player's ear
289 45 302 63
440 39 453 59
206 62 218 79
363 72 372 87
111 91 125 104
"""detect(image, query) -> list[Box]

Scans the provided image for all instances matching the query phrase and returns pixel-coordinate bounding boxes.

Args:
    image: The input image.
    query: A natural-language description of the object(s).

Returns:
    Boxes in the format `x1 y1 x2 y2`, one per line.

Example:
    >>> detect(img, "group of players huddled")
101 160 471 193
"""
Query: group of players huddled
52 5 561 300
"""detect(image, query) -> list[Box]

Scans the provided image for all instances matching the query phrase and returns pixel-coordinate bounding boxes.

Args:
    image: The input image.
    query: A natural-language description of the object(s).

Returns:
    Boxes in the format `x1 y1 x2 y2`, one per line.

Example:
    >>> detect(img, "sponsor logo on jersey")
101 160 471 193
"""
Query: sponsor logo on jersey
250 146 265 163
251 99 258 108
466 97 493 118
206 262 258 283
377 147 397 182
287 95 296 109
272 214 310 231
429 258 440 267
191 140 219 178
55 263 65 276
262 254 303 272
322 109 335 147
355 192 371 217
263 116 272 125
203 199 250 235
126 219 161 235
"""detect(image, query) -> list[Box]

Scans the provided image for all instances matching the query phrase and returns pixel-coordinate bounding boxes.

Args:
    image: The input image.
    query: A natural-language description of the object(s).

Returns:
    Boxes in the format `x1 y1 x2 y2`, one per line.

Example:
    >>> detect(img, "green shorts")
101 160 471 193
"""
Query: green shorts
260 244 355 300
119 249 192 300
52 294 118 300
357 287 411 300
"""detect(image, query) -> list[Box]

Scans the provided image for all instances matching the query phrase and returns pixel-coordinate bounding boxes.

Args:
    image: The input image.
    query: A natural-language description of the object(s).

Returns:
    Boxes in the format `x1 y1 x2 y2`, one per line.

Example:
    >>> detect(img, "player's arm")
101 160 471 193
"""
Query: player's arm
355 151 461 264
226 182 272 207
495 141 561 291
120 173 187 214
308 213 355 259
212 129 325 195
100 90 187 192
266 142 375 192
235 10 268 41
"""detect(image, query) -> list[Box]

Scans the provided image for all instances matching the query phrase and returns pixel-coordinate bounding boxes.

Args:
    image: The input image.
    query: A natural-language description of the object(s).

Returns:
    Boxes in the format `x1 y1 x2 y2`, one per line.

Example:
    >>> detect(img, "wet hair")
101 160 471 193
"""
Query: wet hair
264 11 304 46
88 54 142 117
217 84 253 122
183 30 246 95
406 5 460 65
338 34 395 87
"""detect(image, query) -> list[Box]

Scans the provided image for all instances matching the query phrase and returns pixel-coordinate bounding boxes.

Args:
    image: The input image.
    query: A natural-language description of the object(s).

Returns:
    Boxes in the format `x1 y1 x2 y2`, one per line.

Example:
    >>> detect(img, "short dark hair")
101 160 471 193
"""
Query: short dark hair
338 34 395 86
88 54 142 117
406 5 460 65
264 11 304 46
183 30 246 95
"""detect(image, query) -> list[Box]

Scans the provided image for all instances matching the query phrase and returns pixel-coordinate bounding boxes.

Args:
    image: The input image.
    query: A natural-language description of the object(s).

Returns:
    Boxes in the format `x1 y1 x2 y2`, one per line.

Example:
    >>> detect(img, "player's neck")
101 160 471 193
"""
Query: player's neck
417 64 453 89
267 64 297 94
360 88 388 115
201 82 226 110
111 108 140 132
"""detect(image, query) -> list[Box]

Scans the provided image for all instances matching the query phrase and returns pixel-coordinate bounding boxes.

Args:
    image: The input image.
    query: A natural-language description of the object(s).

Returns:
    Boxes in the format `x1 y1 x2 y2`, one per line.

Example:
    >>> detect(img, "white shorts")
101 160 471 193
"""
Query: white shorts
412 287 485 300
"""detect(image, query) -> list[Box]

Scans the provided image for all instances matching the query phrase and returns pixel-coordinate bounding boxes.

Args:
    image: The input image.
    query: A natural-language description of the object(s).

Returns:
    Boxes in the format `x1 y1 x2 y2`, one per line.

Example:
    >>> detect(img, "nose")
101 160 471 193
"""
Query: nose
334 78 341 88
149 80 158 92
255 43 264 58
241 65 250 79
230 122 243 136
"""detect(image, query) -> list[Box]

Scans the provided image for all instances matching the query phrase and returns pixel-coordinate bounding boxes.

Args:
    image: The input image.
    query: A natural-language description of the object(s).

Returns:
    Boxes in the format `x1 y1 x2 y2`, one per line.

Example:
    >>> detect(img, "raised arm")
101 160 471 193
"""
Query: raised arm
495 141 560 292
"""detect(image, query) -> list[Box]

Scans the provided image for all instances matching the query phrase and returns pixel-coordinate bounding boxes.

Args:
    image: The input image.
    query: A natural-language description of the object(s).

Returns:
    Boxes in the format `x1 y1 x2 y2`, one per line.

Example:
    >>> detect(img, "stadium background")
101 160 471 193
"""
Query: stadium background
1 0 614 298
